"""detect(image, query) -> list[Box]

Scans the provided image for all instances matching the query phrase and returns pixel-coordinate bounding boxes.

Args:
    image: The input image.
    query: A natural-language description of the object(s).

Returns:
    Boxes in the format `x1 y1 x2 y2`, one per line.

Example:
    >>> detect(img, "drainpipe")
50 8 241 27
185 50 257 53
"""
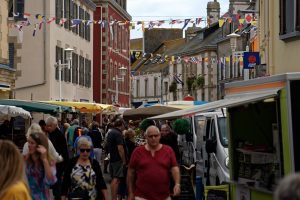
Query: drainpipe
15 0 46 91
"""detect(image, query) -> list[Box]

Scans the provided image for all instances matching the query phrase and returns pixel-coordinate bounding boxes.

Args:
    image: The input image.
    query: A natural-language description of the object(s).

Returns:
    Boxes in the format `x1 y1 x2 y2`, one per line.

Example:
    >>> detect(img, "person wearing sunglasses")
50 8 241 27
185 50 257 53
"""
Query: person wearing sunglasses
61 136 108 200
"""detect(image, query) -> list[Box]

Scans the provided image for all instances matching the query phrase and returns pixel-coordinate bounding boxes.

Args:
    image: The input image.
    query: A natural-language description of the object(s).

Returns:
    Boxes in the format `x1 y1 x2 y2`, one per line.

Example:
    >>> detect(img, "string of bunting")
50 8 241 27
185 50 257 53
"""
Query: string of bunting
10 11 257 37
131 52 244 66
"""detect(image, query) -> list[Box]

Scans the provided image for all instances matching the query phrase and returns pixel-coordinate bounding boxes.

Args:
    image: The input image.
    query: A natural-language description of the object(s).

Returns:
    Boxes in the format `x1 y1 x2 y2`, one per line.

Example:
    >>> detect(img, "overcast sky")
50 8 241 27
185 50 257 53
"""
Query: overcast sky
127 0 229 39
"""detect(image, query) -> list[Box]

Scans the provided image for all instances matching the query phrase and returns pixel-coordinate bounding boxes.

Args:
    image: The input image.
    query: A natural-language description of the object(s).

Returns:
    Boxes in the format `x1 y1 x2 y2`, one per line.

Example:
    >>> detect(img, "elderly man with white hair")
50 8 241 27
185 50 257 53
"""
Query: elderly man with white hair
46 116 69 200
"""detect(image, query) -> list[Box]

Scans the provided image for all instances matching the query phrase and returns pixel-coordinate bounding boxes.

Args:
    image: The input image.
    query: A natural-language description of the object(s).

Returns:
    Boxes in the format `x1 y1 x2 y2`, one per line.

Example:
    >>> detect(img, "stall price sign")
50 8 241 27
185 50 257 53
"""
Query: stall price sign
243 52 260 69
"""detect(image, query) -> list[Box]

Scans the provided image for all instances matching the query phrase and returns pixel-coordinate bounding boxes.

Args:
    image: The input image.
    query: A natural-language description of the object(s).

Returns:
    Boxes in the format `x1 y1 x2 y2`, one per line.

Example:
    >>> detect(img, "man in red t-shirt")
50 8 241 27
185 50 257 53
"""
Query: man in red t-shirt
127 125 181 200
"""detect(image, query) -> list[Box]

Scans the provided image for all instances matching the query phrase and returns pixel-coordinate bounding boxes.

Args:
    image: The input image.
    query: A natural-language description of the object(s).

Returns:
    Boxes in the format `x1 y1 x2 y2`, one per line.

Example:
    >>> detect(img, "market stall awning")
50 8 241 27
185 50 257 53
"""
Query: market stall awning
0 99 74 114
0 105 31 119
123 105 182 120
149 89 280 120
42 101 113 113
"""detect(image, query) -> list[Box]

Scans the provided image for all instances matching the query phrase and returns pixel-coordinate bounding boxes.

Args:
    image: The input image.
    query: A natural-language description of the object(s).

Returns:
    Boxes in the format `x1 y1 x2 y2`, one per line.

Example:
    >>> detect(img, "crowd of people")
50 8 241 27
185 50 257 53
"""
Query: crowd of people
1 114 299 200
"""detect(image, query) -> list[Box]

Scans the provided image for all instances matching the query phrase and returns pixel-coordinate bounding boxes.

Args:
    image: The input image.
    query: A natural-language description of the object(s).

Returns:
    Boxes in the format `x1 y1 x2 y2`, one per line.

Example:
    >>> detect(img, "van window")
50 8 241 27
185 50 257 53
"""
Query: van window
218 117 228 147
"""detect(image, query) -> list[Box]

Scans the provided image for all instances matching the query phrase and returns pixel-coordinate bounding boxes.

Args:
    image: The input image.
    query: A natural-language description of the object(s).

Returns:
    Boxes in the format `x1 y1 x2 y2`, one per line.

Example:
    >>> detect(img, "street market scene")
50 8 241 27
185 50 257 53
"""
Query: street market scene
0 0 300 200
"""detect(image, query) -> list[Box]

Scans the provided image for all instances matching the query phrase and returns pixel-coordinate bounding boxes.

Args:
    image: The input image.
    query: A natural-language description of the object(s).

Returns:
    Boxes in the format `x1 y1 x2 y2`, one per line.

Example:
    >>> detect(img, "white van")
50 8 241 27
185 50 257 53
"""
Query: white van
193 110 229 186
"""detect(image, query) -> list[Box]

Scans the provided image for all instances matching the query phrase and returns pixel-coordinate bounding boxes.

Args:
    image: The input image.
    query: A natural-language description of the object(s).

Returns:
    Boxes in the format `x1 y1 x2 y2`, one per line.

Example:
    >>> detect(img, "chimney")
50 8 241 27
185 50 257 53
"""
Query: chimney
207 0 220 25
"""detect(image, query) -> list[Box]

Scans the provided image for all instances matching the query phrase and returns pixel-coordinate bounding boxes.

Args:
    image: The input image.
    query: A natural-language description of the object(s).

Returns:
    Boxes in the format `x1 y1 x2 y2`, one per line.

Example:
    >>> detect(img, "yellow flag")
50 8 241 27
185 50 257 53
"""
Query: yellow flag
171 56 175 62
219 19 225 27
251 21 257 26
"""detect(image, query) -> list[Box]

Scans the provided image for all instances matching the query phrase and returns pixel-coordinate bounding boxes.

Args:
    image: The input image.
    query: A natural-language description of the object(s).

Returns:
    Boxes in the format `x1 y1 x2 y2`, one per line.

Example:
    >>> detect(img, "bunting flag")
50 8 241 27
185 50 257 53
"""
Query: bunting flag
239 19 245 24
195 17 202 24
182 19 191 30
13 12 19 17
135 51 141 59
24 13 31 18
59 18 67 25
86 20 93 26
71 19 82 27
129 22 135 30
33 23 38 36
173 74 184 85
47 17 56 24
245 13 253 23
219 19 225 27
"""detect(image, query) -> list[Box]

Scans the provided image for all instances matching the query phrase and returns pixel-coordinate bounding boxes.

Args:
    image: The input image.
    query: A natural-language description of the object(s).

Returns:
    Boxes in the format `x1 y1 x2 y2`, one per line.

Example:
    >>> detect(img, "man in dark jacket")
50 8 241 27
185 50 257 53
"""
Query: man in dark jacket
46 116 69 200
160 124 180 162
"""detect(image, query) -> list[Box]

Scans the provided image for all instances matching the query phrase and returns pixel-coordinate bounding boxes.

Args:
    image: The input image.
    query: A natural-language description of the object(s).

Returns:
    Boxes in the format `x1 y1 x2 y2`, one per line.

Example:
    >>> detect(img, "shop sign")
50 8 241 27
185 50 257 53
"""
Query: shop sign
243 52 260 69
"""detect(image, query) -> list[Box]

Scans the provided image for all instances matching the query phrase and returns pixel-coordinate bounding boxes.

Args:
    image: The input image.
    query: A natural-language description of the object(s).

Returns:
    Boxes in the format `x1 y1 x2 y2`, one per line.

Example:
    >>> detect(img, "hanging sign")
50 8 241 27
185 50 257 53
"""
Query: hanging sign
243 52 260 69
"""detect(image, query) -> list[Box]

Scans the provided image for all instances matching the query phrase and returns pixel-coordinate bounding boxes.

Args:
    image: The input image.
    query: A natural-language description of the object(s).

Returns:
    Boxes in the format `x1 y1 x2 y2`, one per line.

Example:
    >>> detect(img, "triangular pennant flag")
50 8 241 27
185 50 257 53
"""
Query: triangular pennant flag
86 20 93 26
24 13 31 18
47 17 56 24
59 18 67 25
182 19 191 29
33 23 38 37
239 19 245 24
71 19 82 27
196 18 202 25
219 19 225 27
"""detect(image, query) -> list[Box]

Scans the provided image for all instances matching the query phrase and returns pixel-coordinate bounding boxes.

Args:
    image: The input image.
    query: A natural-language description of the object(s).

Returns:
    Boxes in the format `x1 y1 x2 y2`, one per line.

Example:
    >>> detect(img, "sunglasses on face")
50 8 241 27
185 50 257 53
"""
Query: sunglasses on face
79 148 91 153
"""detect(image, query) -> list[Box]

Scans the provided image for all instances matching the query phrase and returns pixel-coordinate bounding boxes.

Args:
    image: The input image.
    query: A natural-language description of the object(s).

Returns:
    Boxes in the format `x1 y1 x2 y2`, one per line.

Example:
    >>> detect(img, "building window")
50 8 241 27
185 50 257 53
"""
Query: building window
9 43 14 68
55 46 63 80
72 52 78 84
72 3 78 34
55 0 63 24
85 11 90 41
63 50 71 82
154 77 158 96
14 0 25 20
79 6 85 38
136 79 140 97
85 58 91 88
79 56 84 86
64 0 70 29
69 0 73 30
164 82 168 95
145 79 148 97
280 0 300 39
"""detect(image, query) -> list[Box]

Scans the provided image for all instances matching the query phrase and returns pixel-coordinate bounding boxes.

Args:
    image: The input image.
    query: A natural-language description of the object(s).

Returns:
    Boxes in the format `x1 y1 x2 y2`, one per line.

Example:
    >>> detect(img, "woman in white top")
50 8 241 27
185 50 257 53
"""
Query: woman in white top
22 123 63 163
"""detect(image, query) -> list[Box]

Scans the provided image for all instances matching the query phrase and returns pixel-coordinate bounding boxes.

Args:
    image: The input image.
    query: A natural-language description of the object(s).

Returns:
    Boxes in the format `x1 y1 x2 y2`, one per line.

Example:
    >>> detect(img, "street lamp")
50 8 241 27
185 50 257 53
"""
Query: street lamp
227 32 240 52
55 47 74 101
113 66 127 104
227 32 240 79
